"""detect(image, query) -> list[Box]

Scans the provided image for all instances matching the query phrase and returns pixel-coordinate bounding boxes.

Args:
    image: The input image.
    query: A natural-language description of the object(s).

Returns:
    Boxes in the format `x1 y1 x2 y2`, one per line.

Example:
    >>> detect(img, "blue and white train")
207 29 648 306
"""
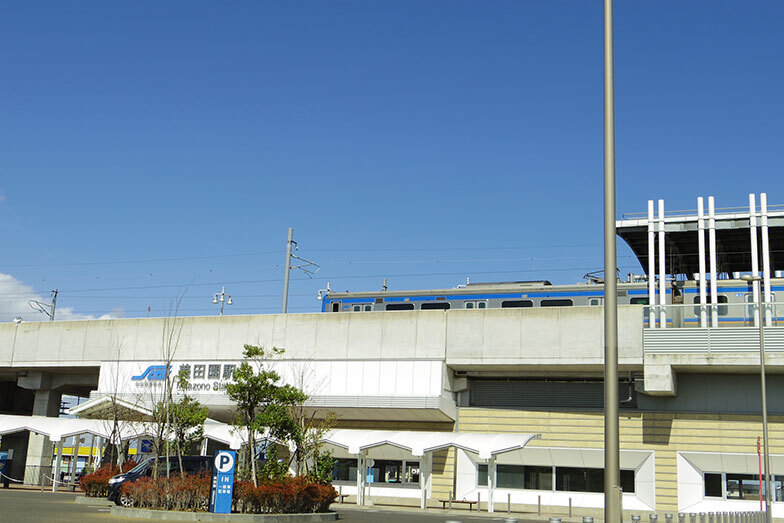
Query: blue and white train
319 277 784 327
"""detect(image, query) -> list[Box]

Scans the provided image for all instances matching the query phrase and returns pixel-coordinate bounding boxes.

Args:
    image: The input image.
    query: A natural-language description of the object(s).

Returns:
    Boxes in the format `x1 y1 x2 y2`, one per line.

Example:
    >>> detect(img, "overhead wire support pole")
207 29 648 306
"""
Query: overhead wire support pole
281 228 320 314
603 1 622 522
282 228 294 313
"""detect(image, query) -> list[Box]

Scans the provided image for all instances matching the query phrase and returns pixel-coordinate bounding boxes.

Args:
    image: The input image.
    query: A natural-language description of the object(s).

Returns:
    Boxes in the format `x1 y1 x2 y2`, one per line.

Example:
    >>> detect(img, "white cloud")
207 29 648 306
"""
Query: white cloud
0 273 122 323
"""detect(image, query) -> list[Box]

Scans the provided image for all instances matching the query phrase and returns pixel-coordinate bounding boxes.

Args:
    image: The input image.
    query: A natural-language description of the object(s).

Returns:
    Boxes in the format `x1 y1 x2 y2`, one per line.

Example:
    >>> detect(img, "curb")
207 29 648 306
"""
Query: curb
110 507 338 521
75 495 113 506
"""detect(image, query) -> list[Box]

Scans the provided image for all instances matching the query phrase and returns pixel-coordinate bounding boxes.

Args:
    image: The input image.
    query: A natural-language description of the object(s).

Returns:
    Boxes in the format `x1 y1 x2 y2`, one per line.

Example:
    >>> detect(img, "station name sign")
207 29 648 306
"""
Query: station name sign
119 361 241 395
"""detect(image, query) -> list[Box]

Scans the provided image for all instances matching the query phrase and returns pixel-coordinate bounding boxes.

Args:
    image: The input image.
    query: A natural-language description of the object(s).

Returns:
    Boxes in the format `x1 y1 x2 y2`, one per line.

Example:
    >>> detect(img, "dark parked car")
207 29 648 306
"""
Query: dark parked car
107 455 213 506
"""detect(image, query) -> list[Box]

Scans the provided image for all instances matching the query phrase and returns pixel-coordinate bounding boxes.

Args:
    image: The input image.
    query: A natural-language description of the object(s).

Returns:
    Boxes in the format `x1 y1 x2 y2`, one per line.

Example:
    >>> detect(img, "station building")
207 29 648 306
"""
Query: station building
0 193 783 516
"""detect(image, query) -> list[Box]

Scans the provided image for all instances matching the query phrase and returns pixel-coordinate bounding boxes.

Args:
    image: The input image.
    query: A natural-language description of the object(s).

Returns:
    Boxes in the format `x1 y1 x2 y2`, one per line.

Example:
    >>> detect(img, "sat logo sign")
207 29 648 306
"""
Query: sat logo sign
210 450 236 514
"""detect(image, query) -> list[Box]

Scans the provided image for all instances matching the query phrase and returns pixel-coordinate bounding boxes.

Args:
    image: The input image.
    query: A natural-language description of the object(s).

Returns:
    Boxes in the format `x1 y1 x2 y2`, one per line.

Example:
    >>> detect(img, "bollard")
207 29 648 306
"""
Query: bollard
583 517 594 523
538 495 542 516
339 485 343 503
700 512 706 523
569 498 573 518
708 512 715 523
477 492 480 513
507 493 511 514
651 514 659 523
678 513 686 523
550 518 562 523
690 513 697 523
632 515 642 523
448 490 452 510
666 514 674 523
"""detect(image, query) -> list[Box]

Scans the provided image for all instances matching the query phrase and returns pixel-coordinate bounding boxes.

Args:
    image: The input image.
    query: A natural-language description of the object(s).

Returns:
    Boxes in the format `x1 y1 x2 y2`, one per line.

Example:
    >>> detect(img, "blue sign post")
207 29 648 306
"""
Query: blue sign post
210 450 236 514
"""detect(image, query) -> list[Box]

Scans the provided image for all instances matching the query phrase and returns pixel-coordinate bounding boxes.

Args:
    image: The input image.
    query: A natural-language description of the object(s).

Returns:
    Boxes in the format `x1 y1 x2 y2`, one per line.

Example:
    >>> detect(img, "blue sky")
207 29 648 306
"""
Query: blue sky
1 1 782 320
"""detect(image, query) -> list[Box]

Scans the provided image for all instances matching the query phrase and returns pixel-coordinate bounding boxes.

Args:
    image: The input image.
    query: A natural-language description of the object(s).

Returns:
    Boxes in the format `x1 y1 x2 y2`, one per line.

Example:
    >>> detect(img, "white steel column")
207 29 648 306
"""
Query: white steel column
698 197 707 327
648 200 656 327
708 196 718 328
52 438 63 492
420 452 432 510
71 433 82 483
658 199 667 328
356 454 365 506
94 437 103 469
200 438 208 456
761 193 772 326
487 456 496 513
750 194 760 326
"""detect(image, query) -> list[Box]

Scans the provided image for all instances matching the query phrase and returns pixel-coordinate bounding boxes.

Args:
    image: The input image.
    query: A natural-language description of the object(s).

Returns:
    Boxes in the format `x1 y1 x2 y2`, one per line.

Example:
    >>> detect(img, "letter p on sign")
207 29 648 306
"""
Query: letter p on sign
215 451 235 473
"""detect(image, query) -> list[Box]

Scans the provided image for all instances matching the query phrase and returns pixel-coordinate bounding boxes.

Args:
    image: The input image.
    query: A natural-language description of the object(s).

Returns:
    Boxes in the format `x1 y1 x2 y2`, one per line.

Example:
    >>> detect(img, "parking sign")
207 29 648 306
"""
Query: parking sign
209 450 236 514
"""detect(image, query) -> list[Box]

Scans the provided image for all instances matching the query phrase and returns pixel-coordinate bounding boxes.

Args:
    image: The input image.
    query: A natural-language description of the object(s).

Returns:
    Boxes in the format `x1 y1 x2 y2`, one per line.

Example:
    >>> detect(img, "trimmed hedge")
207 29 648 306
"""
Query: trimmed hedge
119 474 337 514
79 460 138 497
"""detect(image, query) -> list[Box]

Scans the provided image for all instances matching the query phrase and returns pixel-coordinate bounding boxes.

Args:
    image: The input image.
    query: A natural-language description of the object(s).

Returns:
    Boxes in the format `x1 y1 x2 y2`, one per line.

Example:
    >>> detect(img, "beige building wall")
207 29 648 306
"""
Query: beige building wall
459 407 784 512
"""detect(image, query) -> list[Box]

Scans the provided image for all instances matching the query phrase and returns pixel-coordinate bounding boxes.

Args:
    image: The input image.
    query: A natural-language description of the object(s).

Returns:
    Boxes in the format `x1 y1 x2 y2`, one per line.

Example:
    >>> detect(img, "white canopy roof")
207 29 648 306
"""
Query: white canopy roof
322 429 541 460
0 414 260 450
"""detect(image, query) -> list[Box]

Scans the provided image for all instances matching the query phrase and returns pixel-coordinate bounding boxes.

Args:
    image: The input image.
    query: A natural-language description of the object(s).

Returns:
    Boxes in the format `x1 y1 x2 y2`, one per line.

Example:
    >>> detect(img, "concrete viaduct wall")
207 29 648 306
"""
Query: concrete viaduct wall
0 306 645 372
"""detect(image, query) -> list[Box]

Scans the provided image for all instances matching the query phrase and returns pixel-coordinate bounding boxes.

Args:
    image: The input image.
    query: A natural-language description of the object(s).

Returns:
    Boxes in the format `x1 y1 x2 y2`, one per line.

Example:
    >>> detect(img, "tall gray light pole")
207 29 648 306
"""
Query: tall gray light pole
741 274 772 523
282 228 294 313
603 0 622 522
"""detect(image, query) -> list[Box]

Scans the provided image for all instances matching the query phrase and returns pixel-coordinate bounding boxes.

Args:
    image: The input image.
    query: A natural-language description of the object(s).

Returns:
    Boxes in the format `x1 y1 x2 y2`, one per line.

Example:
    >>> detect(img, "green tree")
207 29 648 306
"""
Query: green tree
170 370 209 477
225 345 306 486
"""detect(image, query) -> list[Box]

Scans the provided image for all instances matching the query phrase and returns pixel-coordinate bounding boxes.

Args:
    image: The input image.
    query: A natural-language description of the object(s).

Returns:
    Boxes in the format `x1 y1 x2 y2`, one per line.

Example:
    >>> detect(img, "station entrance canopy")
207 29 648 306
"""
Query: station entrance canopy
617 198 784 277
321 429 541 512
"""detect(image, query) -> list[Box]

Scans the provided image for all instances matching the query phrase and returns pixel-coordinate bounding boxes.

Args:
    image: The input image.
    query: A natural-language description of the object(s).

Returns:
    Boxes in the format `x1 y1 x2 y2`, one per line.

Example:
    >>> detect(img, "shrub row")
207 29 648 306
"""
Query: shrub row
121 472 212 511
233 476 337 514
79 460 138 498
119 474 337 514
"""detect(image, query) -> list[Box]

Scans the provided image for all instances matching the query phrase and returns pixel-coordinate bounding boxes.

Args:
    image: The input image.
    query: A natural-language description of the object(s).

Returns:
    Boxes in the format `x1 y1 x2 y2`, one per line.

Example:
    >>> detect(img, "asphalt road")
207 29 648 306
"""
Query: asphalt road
0 489 541 523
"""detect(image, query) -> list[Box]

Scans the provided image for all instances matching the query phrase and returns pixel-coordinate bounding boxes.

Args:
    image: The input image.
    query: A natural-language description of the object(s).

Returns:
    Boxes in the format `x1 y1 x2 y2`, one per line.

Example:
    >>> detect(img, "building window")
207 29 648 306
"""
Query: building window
480 465 634 493
703 473 784 501
541 299 574 307
501 300 533 308
333 459 357 482
386 303 414 311
524 466 553 490
421 302 450 310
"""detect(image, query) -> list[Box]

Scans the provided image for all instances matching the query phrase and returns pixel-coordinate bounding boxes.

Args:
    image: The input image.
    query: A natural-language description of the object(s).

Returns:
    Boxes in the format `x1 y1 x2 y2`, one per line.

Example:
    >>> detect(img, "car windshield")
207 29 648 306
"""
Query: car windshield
127 458 154 474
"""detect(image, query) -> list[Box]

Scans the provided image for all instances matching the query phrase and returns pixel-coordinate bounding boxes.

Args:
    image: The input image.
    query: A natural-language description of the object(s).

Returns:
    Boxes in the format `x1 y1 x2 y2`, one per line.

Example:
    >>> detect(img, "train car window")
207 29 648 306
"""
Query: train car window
588 298 602 306
351 304 374 312
464 301 488 309
693 295 728 316
501 300 533 308
386 303 414 311
331 302 341 312
421 302 450 310
541 299 574 307
630 297 649 305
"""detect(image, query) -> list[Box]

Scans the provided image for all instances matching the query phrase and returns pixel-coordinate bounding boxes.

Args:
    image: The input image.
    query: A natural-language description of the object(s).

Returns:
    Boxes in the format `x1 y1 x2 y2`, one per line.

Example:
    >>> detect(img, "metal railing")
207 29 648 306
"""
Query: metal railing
642 302 782 330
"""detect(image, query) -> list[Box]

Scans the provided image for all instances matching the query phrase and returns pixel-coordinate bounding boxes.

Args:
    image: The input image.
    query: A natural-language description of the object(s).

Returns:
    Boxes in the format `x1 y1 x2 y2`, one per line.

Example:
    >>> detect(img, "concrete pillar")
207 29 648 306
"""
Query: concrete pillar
23 388 62 485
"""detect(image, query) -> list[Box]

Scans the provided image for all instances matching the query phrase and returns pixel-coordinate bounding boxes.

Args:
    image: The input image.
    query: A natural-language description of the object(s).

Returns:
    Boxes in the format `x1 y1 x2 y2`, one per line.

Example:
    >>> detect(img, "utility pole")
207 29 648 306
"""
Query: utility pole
603 1 622 523
282 228 294 313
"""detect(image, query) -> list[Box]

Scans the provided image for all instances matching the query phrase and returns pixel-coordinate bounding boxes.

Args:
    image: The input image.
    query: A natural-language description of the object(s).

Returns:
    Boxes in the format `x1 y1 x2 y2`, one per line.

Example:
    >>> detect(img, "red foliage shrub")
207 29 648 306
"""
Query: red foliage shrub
233 476 337 514
119 473 336 514
79 460 138 497
120 472 211 511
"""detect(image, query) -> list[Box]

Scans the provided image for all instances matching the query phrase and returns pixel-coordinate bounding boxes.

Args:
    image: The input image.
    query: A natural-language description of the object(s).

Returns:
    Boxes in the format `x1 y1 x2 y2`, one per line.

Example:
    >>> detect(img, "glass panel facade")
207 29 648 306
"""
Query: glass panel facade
524 466 553 490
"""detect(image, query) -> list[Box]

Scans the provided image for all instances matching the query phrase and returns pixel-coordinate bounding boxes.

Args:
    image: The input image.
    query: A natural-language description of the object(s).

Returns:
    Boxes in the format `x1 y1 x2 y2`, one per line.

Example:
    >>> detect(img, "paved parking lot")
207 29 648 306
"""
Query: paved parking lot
0 488 550 523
